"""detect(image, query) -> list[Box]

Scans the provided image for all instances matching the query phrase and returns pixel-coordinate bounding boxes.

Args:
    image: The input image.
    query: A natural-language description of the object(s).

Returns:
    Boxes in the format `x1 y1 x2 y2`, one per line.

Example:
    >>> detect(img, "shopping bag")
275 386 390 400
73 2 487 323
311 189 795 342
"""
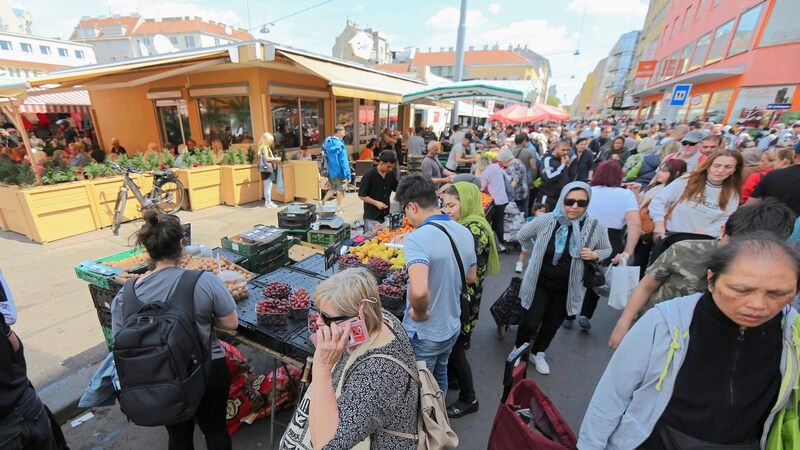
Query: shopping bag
490 277 524 326
275 164 285 194
607 261 640 310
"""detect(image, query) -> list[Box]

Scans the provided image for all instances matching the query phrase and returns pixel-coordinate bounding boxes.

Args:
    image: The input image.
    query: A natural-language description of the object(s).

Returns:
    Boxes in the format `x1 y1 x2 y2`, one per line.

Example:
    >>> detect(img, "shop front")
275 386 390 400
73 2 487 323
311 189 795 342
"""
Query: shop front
0 41 426 243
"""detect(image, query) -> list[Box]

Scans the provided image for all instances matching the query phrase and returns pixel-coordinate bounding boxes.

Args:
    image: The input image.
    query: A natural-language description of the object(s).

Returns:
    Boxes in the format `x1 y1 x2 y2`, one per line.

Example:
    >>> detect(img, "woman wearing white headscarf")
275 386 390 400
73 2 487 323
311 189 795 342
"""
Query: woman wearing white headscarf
514 182 612 375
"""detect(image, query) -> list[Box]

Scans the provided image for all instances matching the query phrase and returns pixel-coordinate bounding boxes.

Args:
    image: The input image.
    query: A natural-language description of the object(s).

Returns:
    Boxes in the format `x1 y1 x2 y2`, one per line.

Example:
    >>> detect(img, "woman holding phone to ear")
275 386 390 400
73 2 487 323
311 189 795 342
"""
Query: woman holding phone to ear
280 268 418 450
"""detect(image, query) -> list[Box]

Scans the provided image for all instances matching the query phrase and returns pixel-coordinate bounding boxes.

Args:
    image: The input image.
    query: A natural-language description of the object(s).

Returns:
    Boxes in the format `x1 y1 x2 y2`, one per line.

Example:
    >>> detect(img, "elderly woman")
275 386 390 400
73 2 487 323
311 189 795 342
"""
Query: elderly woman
580 234 800 449
498 147 529 214
442 182 500 418
281 268 418 449
480 153 511 251
515 182 612 374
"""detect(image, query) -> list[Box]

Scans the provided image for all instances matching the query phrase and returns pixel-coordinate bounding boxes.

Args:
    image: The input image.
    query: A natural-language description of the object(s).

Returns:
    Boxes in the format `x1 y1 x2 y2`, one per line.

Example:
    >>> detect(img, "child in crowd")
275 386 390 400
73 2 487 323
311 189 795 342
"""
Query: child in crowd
515 203 547 273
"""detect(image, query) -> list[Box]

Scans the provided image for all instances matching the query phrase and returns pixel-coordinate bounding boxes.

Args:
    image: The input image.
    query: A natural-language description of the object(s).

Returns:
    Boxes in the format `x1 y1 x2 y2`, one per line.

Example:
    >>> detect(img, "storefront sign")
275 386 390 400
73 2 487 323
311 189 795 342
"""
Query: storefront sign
635 60 657 78
0 66 46 80
690 95 704 106
767 103 792 110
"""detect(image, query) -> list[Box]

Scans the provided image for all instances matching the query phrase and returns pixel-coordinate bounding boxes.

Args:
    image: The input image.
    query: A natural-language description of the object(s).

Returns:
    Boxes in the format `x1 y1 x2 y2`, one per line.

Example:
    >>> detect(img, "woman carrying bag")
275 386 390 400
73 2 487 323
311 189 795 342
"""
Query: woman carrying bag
258 132 281 208
515 181 612 375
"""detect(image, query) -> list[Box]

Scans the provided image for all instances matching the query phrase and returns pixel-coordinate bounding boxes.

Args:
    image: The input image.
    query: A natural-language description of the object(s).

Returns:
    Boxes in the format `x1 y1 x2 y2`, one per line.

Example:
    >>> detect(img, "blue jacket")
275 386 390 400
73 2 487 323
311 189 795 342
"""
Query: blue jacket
633 154 661 187
323 136 351 180
578 293 799 449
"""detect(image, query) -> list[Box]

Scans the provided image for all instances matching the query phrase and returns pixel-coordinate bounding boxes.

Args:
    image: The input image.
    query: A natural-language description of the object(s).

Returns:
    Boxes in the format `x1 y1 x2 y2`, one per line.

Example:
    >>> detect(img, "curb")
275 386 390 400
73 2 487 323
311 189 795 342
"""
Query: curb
36 343 108 425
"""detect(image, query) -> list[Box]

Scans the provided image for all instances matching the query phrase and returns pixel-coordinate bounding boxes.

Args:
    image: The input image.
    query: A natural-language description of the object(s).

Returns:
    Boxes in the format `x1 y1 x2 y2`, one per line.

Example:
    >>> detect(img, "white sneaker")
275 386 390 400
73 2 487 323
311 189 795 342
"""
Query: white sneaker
515 261 523 273
266 202 278 208
531 352 550 375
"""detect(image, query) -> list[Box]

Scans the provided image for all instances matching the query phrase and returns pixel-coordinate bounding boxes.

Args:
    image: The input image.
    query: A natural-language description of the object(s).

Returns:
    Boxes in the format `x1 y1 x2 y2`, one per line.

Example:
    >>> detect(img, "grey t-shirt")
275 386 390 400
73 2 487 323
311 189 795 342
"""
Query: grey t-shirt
451 173 482 189
111 267 237 359
445 143 465 171
407 135 425 156
422 155 444 179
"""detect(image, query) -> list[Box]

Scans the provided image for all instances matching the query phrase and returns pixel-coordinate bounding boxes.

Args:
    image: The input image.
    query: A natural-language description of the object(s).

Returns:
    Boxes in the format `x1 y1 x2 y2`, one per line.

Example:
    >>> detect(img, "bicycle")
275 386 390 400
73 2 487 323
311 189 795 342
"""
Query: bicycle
107 162 185 235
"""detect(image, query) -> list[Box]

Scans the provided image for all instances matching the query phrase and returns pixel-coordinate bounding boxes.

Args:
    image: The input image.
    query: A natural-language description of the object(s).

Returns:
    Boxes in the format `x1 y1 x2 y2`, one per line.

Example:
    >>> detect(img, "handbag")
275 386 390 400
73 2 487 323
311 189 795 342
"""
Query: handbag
606 261 640 310
765 315 800 450
258 152 273 173
427 222 471 326
490 277 524 326
582 219 605 289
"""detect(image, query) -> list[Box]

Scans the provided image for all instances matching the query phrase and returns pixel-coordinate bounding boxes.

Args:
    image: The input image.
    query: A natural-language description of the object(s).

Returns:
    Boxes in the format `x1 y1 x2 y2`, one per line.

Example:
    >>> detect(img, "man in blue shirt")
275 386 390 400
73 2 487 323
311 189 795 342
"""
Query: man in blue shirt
396 174 477 394
321 125 352 212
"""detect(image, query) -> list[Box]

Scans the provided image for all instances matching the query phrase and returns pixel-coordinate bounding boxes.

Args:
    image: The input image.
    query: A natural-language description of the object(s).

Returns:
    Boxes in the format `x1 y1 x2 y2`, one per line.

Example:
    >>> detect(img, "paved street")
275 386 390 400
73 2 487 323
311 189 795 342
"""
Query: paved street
2 193 618 448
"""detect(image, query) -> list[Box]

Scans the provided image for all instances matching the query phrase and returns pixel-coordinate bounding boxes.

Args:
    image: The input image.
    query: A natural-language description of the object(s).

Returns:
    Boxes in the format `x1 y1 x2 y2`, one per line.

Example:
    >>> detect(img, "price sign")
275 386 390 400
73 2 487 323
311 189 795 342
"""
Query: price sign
324 240 344 271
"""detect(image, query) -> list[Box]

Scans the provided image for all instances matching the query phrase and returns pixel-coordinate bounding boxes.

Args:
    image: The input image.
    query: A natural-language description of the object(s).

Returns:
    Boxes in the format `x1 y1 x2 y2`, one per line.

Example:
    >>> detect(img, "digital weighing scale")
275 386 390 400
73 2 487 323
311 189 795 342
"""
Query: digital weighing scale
311 215 346 230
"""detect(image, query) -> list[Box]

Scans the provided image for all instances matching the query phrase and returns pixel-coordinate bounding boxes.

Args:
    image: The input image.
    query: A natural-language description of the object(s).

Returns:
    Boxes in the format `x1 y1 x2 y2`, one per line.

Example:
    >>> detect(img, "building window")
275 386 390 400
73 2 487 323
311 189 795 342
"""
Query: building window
706 89 734 123
689 32 711 71
760 0 799 47
20 43 32 53
143 37 152 45
270 96 326 148
0 40 11 51
678 42 694 75
155 100 192 149
197 96 253 148
671 16 680 37
169 36 178 45
214 38 220 46
184 36 195 48
75 50 85 59
58 48 68 57
683 6 692 29
119 42 127 51
705 19 734 65
729 3 764 57
334 98 355 145
696 0 706 19
105 42 113 49
39 45 50 55
109 56 116 61
712 0 720 6
664 50 680 80
377 102 398 132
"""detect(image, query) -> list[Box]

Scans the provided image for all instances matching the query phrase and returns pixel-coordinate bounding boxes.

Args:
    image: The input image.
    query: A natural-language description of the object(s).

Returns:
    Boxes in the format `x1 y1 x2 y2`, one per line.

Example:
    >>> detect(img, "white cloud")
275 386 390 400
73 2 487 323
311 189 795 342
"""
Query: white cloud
480 19 575 53
425 7 487 30
355 4 365 12
565 0 648 17
488 3 501 15
110 1 243 27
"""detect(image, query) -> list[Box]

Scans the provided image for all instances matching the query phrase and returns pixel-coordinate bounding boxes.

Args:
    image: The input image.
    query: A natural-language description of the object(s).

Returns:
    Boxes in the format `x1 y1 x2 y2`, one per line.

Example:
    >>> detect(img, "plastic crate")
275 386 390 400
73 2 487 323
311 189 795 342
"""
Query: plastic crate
234 280 309 357
307 225 351 247
89 284 119 311
221 226 287 257
251 267 325 297
285 228 309 242
278 203 316 230
75 247 148 291
291 253 335 278
211 247 247 266
101 326 114 351
243 238 297 274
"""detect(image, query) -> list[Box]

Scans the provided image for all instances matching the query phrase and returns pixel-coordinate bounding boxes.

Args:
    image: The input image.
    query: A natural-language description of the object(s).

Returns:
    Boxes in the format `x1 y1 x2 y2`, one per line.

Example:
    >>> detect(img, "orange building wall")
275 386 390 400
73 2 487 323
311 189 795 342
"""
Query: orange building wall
89 64 331 153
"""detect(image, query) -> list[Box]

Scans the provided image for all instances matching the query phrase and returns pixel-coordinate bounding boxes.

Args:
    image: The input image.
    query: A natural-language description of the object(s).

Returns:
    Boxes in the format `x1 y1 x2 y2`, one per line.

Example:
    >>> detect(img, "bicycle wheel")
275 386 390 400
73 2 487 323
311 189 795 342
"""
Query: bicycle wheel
152 179 185 214
112 189 128 236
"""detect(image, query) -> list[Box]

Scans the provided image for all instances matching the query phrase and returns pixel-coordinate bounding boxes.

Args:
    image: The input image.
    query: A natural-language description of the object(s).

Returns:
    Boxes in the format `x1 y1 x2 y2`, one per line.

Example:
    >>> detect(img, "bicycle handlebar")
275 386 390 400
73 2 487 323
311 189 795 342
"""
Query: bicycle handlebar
107 162 142 174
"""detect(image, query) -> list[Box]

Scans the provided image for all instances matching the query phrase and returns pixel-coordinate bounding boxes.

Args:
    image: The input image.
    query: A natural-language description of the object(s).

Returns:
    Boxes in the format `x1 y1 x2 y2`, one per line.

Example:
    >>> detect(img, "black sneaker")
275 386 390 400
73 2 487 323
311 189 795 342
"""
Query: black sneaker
447 399 479 419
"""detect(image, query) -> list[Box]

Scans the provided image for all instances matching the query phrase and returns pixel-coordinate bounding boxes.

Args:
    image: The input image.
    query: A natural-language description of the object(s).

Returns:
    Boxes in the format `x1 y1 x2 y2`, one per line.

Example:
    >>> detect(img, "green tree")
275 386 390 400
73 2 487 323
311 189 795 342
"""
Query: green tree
546 95 561 107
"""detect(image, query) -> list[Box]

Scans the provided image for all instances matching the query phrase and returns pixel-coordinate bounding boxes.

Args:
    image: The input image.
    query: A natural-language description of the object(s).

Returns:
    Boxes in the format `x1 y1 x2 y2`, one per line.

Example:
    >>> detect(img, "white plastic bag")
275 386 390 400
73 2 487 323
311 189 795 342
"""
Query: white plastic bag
607 261 640 310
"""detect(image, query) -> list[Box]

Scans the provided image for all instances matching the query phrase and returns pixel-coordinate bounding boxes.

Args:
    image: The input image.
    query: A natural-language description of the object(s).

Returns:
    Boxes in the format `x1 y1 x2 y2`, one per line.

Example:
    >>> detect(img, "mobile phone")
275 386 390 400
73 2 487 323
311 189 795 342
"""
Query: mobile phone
309 317 371 348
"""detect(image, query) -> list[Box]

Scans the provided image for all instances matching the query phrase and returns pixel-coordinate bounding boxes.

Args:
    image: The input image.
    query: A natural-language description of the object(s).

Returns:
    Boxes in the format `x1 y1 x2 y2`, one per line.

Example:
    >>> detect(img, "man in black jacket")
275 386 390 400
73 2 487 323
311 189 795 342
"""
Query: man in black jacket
588 126 613 159
535 138 571 211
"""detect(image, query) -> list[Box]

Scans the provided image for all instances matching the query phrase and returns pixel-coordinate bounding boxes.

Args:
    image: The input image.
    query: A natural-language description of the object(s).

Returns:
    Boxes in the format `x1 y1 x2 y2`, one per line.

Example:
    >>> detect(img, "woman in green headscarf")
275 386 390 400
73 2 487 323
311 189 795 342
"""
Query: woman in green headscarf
441 181 500 419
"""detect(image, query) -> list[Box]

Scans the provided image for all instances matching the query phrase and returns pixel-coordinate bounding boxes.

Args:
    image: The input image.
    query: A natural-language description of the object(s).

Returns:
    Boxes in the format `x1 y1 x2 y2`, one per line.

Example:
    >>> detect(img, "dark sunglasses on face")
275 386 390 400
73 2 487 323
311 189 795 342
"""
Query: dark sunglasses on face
320 310 351 326
681 140 699 146
564 199 589 207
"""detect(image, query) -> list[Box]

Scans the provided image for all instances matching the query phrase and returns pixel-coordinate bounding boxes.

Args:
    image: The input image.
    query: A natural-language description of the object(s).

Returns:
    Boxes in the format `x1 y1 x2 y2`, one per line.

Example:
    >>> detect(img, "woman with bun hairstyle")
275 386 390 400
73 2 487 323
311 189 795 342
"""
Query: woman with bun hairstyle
110 211 238 450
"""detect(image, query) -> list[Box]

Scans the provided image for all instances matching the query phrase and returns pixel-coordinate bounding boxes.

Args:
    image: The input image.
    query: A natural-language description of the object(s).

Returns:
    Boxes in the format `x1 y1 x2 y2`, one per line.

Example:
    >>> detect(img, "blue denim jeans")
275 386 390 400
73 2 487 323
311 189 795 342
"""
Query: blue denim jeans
263 176 273 205
0 386 59 450
410 332 459 395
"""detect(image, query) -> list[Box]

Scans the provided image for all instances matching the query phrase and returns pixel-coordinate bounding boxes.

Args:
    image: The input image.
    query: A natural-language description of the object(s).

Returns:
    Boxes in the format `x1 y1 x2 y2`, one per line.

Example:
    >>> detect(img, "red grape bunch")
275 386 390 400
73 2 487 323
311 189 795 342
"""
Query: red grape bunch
290 288 311 309
262 282 291 299
367 257 391 272
255 297 288 314
378 283 403 298
308 311 320 333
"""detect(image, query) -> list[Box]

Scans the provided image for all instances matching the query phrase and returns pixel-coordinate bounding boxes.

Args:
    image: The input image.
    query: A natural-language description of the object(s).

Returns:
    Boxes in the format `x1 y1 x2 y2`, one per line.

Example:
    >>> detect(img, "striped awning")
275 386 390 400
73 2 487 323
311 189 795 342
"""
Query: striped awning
19 90 91 114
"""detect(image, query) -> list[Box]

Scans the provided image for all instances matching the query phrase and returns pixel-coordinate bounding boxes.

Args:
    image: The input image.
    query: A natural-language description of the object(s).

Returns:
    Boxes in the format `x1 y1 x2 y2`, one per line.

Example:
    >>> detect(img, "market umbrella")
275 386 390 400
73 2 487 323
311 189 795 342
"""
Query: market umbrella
489 103 570 124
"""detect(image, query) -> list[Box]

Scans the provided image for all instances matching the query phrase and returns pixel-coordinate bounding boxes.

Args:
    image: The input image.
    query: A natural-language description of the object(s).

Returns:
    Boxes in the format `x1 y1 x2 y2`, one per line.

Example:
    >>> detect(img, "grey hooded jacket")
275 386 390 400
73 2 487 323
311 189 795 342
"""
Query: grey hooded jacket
578 293 800 449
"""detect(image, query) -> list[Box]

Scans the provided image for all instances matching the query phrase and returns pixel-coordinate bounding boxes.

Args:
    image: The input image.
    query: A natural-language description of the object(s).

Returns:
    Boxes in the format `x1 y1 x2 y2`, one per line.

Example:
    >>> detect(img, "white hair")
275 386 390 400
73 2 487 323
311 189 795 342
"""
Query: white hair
496 147 515 163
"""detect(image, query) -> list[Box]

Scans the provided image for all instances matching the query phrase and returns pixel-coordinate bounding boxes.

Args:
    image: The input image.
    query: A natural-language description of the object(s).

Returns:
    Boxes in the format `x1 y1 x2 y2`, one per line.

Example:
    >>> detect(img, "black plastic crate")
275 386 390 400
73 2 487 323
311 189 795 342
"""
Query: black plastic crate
96 305 112 329
251 268 325 298
278 204 316 230
89 284 119 311
284 327 315 361
234 281 306 356
212 247 247 266
291 253 335 278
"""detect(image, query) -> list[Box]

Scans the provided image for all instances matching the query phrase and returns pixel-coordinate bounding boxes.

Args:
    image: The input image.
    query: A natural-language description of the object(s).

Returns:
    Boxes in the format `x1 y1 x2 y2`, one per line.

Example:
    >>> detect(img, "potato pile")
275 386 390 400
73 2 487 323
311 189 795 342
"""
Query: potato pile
114 252 254 301
104 253 150 271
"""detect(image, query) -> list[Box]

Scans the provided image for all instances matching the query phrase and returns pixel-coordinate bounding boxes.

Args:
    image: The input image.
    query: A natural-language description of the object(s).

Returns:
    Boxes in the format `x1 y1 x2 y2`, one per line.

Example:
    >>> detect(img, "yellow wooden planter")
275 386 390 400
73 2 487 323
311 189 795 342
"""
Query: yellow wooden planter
271 163 295 203
220 164 263 206
175 166 222 211
88 175 143 229
0 185 32 237
16 181 98 243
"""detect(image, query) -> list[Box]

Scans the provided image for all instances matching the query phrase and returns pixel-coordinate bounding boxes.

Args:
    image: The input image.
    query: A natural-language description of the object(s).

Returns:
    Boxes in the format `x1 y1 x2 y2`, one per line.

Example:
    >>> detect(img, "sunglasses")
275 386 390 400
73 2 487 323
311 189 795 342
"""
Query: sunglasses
563 199 589 207
681 141 699 146
320 310 352 326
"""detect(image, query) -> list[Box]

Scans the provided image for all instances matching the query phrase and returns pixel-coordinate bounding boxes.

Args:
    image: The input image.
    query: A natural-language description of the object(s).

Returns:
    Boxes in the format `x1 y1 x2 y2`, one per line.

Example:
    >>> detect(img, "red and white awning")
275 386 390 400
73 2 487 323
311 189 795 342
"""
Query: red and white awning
18 90 90 114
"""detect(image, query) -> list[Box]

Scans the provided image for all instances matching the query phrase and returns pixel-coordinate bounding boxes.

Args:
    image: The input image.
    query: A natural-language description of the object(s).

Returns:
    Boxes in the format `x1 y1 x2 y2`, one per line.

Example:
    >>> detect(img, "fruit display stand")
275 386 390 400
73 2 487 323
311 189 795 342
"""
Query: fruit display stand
220 164 263 206
175 166 222 211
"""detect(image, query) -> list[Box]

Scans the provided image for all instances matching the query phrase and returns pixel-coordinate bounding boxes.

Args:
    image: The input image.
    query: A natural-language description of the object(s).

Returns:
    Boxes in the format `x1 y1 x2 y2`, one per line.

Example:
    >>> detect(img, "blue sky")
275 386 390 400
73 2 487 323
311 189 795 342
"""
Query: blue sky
20 0 648 104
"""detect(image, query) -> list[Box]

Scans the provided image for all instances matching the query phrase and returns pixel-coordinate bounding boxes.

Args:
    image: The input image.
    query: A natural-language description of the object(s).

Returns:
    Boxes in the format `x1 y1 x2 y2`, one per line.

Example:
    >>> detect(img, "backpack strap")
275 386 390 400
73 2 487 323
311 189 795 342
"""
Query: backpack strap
121 277 146 321
165 270 204 321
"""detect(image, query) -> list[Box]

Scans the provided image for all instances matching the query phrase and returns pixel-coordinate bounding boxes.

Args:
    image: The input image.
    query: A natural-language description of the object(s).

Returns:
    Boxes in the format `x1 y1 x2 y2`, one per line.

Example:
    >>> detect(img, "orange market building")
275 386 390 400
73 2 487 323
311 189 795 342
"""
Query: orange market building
24 40 425 157
631 0 799 126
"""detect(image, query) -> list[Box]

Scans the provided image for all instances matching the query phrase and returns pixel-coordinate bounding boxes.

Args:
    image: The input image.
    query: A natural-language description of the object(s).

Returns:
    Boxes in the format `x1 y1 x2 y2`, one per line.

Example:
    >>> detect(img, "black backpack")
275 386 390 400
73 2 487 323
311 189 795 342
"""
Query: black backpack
113 270 211 427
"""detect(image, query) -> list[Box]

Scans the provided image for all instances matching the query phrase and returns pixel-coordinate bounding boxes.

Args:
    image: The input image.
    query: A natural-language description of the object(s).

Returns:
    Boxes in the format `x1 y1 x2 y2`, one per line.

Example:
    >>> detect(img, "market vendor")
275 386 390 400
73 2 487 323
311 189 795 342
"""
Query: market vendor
422 141 454 185
358 150 399 223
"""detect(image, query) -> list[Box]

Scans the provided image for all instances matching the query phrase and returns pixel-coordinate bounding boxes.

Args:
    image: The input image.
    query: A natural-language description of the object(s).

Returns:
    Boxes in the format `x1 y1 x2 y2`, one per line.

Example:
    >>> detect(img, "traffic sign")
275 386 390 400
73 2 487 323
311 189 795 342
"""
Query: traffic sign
767 103 792 110
690 95 703 106
669 84 692 107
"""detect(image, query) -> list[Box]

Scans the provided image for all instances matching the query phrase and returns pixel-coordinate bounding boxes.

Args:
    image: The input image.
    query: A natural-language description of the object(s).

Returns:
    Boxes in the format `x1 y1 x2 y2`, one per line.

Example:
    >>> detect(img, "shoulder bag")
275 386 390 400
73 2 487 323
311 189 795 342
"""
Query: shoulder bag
427 222 471 326
582 219 606 289
258 150 273 173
